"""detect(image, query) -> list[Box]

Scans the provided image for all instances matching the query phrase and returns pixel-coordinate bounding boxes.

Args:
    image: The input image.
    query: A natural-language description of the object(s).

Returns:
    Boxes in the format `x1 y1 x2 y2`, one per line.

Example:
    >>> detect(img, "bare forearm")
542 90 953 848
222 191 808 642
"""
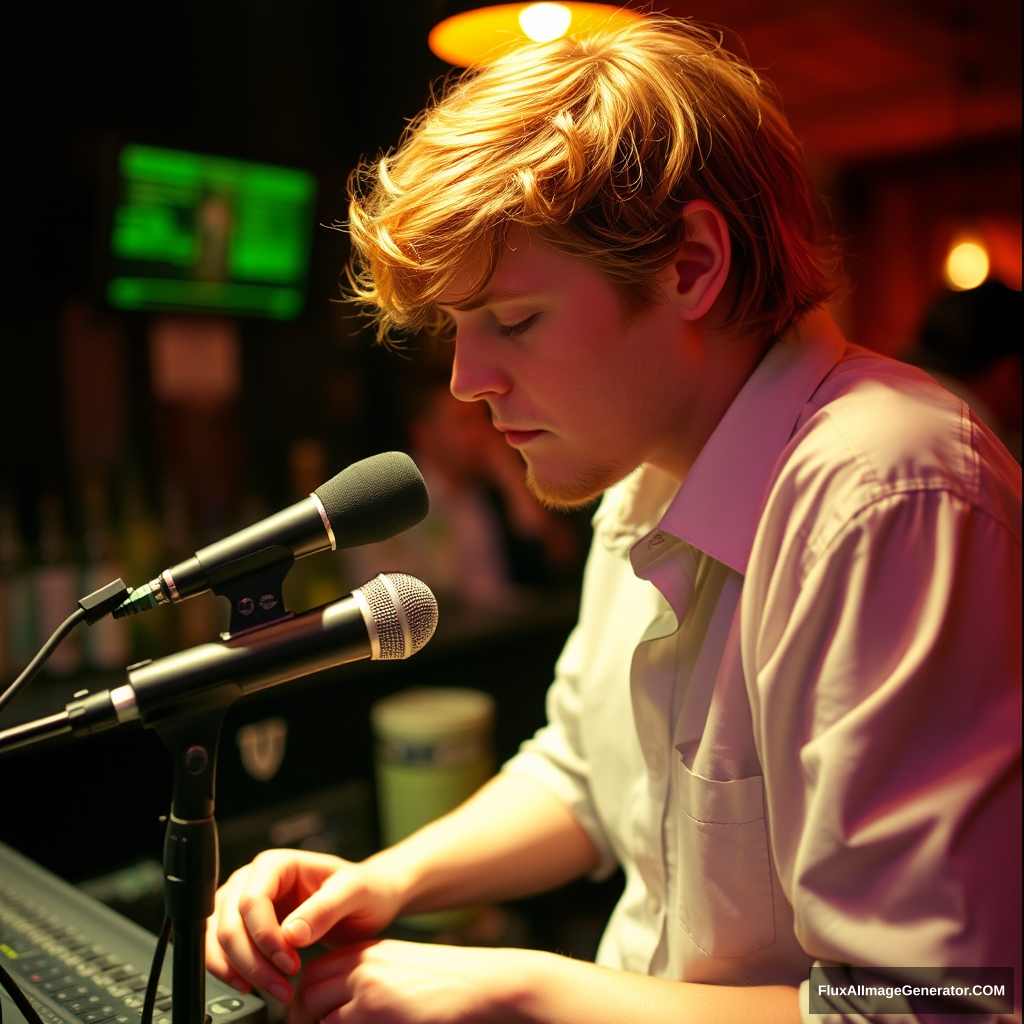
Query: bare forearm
364 771 598 915
291 941 802 1024
510 951 801 1024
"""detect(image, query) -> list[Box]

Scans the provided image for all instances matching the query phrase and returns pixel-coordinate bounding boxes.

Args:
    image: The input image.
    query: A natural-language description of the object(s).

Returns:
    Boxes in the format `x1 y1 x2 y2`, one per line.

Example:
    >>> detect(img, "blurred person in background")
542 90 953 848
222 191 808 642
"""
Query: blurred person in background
904 280 1022 462
348 376 576 610
283 438 350 611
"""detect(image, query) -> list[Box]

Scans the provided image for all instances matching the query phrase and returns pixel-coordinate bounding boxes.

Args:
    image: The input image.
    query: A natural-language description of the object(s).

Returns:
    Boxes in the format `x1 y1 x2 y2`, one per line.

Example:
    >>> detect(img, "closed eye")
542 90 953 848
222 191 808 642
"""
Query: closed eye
496 313 539 338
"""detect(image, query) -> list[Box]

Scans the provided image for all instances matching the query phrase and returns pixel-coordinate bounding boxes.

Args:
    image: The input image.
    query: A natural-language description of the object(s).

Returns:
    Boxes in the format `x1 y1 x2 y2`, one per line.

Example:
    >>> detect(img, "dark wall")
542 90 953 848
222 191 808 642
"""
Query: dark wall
835 134 1022 356
0 0 450 529
0 4 593 900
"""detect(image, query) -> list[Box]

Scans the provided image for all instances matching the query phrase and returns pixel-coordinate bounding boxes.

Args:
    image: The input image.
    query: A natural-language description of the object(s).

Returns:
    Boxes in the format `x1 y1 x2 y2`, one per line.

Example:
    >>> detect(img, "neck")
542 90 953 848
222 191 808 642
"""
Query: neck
646 321 773 483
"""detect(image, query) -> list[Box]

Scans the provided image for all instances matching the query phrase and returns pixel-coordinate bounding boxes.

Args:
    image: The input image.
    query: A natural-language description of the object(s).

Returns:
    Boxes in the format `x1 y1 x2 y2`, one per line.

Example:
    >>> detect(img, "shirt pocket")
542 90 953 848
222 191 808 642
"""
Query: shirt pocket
675 758 776 958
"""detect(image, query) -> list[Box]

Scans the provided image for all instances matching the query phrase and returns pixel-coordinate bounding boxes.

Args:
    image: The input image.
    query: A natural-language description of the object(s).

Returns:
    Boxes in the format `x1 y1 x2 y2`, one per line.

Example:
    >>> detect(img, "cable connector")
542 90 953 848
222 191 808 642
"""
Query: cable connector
78 579 131 625
112 578 167 618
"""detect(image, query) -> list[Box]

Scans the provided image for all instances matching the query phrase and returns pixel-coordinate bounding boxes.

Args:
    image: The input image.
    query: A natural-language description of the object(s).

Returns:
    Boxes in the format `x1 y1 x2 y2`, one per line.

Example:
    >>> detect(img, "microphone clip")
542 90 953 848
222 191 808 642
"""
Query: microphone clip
212 553 296 638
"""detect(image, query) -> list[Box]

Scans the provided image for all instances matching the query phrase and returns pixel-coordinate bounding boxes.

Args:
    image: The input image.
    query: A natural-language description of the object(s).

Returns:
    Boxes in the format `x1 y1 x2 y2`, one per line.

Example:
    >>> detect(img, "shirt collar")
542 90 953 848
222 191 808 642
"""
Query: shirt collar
592 463 681 558
656 310 845 575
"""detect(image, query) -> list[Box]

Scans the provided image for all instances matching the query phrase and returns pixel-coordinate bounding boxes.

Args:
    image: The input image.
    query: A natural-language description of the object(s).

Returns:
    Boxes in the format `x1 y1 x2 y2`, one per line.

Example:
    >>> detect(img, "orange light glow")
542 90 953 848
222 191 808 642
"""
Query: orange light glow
428 3 642 67
519 3 572 41
944 239 990 291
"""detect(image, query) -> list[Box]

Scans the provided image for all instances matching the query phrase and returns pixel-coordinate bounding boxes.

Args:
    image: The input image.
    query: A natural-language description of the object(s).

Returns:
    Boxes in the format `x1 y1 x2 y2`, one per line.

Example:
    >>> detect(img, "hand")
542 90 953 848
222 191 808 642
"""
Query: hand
287 939 528 1024
205 850 404 1002
288 939 803 1024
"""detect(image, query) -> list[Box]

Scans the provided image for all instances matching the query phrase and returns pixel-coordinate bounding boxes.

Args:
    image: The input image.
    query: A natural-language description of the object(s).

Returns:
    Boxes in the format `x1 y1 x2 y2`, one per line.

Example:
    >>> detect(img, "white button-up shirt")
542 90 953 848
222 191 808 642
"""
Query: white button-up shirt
503 312 1022 1022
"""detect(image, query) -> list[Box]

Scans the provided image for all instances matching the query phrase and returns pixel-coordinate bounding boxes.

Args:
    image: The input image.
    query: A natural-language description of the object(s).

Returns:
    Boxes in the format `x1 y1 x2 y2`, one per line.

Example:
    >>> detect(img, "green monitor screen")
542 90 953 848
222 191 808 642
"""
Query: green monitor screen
108 145 318 320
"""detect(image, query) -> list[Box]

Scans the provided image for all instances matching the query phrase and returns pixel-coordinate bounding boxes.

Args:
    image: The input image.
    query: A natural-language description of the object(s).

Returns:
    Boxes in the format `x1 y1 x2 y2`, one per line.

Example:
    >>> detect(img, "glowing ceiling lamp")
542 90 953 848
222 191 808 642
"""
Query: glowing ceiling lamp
944 238 990 291
520 3 573 41
429 2 643 67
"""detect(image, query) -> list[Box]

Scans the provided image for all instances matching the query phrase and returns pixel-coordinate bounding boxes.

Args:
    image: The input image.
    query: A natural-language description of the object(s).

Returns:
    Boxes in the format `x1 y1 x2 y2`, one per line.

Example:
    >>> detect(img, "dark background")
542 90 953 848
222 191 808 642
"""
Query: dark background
1 0 454 515
1 0 1019 527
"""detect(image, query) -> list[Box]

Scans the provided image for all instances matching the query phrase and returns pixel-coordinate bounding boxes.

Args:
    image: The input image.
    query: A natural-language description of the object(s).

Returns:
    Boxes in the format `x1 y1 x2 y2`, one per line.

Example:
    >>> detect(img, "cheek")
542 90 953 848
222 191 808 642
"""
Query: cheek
519 290 672 443
546 302 633 396
536 352 645 451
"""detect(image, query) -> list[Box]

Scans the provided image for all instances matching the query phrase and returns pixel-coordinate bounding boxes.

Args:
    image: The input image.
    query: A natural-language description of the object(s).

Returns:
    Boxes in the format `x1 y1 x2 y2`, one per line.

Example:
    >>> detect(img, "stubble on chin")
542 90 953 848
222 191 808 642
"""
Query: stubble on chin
523 458 625 512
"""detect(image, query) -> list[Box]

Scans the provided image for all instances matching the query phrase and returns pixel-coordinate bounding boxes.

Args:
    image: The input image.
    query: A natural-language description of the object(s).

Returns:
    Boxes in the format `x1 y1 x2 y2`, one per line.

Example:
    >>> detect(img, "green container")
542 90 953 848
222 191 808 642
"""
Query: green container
371 687 495 930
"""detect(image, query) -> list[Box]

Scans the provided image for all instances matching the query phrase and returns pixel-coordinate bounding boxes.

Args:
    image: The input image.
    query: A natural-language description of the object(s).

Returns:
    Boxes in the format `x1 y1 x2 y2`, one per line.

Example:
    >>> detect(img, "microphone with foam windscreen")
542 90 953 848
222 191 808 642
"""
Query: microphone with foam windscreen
112 451 429 621
0 573 438 752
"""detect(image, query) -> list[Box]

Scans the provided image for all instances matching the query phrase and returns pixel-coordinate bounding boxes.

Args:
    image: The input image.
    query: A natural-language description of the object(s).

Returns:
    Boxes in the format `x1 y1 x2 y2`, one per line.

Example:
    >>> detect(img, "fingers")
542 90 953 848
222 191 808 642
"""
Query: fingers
281 872 374 948
287 946 371 1024
209 865 295 1002
300 943 377 987
206 866 254 993
238 856 302 975
281 863 398 948
205 932 250 993
289 975 352 1024
207 850 346 1001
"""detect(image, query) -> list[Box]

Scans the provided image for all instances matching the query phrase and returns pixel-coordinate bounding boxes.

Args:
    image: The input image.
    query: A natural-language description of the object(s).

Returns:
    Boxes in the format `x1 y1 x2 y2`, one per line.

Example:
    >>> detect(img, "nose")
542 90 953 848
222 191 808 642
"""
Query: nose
449 330 511 404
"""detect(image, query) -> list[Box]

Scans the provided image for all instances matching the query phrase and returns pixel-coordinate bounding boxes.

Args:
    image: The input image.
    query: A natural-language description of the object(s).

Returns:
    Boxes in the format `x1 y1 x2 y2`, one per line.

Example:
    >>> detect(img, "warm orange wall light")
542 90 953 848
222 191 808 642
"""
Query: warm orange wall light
944 238 991 291
429 2 643 67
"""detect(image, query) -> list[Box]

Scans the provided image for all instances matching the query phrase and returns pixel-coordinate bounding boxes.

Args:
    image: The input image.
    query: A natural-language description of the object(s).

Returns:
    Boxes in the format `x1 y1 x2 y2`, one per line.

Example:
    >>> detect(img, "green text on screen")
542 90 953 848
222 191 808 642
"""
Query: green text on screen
108 145 317 320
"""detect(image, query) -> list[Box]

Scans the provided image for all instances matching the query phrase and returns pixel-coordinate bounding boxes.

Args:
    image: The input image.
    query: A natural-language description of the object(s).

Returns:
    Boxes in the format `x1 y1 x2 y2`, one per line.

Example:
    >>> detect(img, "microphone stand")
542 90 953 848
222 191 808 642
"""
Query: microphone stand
0 566 437 1024
153 696 233 1024
154 560 295 1024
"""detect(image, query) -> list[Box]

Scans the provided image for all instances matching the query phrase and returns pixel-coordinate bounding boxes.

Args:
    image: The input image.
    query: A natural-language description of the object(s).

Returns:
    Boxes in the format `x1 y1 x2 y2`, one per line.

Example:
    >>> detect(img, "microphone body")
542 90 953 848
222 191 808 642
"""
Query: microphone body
128 591 371 722
113 451 429 617
0 574 438 752
160 495 334 603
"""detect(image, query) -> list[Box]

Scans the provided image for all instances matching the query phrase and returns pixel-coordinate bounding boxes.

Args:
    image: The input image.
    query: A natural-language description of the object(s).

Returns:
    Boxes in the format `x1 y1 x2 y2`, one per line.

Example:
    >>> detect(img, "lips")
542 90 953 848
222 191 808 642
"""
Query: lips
495 426 544 447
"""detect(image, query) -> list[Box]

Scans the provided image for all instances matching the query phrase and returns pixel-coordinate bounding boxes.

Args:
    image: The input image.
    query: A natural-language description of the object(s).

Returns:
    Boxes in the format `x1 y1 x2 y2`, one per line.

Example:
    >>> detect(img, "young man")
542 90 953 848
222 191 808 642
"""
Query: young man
207 18 1022 1024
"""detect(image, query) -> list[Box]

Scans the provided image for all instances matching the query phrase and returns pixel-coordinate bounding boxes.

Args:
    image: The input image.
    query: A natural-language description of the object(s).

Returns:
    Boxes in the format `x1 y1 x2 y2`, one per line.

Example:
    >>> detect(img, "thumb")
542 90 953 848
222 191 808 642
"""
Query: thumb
280 871 372 947
281 914 315 947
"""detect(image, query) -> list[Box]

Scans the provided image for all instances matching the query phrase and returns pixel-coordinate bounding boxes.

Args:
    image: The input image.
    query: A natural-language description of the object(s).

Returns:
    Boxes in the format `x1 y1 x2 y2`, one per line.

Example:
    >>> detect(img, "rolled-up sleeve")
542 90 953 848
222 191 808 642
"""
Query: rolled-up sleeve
746 485 1021 1023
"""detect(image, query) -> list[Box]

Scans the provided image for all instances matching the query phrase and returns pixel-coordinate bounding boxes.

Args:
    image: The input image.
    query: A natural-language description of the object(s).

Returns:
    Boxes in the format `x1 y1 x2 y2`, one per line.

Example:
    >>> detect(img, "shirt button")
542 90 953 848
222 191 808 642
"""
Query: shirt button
648 896 661 915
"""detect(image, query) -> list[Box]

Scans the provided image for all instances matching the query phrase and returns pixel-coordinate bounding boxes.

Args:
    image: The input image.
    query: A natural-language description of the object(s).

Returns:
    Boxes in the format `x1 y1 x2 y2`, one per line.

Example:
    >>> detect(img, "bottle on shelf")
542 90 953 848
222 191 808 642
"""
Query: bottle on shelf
117 461 171 659
0 490 36 683
80 476 131 672
161 473 226 648
35 493 82 676
281 438 347 613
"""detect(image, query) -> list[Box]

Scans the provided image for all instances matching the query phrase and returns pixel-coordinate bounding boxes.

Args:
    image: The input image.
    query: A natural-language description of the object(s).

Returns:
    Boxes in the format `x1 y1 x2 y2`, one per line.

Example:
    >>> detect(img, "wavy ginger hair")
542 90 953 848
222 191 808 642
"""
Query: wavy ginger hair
346 16 837 344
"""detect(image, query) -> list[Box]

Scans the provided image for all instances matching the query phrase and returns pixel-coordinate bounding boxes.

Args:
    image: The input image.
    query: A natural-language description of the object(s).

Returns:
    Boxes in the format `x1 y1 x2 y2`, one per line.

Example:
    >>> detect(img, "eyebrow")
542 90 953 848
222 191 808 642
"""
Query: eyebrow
442 289 541 312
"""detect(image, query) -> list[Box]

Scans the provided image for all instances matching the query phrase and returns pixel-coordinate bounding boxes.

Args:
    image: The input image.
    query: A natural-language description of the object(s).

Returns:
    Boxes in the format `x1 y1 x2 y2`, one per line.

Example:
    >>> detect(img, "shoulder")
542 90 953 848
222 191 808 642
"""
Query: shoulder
759 344 1022 573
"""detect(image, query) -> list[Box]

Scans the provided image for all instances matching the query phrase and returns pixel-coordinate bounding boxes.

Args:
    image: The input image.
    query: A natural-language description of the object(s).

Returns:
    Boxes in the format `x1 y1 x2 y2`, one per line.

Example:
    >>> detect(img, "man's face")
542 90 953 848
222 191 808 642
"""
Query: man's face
441 227 699 508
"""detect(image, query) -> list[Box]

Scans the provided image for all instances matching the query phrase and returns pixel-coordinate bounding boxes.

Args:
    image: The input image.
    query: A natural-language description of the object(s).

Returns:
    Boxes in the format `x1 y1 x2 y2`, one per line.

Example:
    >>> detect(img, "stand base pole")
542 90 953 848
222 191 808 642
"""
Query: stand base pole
155 701 232 1024
171 918 208 1024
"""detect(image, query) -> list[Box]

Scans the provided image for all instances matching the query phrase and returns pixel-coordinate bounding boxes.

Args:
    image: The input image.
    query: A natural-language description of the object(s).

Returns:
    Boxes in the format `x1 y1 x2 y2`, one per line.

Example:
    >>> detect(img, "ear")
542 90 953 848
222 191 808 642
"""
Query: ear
664 201 732 321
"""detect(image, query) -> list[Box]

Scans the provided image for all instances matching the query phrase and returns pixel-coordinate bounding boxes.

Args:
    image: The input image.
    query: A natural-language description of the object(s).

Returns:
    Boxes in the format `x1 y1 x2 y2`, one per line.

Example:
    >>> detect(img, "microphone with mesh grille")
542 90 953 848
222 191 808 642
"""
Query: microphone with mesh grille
0 575 439 750
114 573 439 724
112 452 429 618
